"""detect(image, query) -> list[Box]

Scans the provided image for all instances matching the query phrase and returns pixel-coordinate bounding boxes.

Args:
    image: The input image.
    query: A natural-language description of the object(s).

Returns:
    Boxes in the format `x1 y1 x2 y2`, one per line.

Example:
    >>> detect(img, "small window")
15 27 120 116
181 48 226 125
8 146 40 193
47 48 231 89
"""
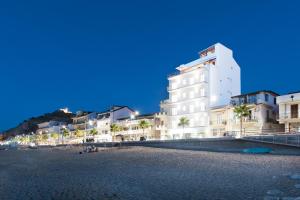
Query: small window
265 94 269 102
274 97 276 105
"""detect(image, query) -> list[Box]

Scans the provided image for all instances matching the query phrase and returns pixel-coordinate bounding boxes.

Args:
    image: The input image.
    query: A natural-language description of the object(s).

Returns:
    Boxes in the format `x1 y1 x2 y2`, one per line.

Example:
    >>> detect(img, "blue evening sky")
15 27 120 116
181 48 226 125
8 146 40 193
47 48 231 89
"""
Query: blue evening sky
1 0 300 131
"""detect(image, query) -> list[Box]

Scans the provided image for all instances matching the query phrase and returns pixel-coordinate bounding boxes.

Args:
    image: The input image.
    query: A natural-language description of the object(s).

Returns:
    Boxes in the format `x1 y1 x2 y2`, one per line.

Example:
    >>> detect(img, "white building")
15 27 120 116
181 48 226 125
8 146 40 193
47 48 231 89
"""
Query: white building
277 92 300 132
114 112 168 141
210 90 283 137
161 43 241 139
36 121 66 135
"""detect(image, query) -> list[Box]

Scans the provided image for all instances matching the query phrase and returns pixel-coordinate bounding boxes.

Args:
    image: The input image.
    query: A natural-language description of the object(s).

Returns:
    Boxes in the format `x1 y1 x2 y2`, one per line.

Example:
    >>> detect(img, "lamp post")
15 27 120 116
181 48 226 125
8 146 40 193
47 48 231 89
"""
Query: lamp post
130 111 139 141
85 119 93 143
61 125 66 145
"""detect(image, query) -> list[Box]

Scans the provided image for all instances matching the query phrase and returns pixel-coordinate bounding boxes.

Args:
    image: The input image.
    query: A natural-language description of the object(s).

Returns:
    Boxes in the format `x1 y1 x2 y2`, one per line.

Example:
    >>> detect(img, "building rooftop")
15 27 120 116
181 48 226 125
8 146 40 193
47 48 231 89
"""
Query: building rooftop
231 90 279 98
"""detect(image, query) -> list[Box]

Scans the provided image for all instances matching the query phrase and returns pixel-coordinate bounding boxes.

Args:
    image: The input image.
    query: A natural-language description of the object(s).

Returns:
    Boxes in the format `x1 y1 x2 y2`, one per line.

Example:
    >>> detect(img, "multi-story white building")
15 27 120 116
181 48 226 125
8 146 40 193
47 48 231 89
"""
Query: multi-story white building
161 43 241 139
277 92 300 132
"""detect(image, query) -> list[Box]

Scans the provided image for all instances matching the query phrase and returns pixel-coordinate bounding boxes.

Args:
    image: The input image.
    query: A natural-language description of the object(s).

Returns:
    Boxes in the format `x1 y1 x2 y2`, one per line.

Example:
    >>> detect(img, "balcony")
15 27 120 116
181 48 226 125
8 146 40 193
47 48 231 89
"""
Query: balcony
167 80 208 92
278 112 300 122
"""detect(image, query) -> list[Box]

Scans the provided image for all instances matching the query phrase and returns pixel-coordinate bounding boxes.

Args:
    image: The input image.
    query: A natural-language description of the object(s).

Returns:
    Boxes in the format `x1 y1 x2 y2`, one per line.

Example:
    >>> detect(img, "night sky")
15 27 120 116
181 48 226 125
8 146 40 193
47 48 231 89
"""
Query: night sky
1 0 300 131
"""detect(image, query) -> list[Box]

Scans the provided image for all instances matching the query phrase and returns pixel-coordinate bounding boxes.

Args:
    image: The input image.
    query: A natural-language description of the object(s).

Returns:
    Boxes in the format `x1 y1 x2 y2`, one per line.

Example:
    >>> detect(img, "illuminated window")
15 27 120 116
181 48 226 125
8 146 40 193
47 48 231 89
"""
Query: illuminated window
172 108 177 115
200 103 205 111
200 88 205 96
189 78 194 84
189 91 194 98
189 105 194 113
200 73 205 82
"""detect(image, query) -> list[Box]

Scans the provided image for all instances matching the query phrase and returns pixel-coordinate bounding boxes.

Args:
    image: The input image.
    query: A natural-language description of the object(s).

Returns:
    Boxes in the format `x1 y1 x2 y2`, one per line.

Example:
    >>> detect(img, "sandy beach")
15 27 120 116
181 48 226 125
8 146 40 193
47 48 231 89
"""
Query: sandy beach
0 141 300 200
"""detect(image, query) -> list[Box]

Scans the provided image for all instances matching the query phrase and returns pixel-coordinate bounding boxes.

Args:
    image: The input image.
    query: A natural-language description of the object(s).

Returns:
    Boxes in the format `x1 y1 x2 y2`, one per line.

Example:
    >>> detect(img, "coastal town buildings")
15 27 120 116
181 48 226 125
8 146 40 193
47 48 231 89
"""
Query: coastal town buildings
277 92 300 132
113 112 168 141
160 43 241 139
36 121 67 135
210 91 284 137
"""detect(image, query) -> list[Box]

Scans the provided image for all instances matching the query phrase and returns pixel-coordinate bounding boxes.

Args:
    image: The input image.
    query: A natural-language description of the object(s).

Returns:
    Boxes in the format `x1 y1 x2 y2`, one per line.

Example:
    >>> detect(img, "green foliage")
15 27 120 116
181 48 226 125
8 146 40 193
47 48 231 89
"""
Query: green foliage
42 134 49 141
138 120 150 130
89 128 98 136
110 124 121 133
51 132 59 140
74 129 84 137
62 128 70 137
233 104 251 119
178 117 189 128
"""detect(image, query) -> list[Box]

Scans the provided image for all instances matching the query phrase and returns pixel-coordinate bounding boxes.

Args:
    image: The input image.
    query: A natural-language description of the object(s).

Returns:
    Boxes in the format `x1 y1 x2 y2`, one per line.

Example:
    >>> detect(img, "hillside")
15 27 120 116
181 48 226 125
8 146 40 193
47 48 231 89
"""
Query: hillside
1 110 75 139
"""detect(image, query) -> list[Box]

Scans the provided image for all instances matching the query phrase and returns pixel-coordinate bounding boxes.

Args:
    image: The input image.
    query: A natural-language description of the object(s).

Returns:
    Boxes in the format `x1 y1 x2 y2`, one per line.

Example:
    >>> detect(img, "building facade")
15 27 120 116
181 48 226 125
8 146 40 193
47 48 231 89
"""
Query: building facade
161 43 241 139
36 121 67 135
210 91 283 137
113 112 168 141
277 92 300 132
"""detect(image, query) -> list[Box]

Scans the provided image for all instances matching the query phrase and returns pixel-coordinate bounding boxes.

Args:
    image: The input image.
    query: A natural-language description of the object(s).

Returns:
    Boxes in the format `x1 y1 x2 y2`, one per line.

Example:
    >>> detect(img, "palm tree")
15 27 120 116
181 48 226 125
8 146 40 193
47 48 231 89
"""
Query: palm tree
138 120 150 139
90 128 98 141
74 129 84 138
110 124 120 142
89 128 98 136
50 132 59 144
233 104 251 137
178 117 189 137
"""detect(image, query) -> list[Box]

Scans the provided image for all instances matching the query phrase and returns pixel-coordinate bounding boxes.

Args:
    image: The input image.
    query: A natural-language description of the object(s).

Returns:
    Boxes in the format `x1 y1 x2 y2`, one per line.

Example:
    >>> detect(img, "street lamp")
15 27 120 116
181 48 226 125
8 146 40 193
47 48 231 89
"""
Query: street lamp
84 119 93 143
61 125 66 145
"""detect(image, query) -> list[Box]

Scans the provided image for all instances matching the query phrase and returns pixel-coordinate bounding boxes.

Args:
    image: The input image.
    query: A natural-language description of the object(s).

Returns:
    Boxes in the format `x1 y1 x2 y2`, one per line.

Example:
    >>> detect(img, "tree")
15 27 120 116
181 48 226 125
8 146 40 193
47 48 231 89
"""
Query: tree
138 120 150 138
178 117 189 136
89 128 98 136
42 134 49 141
110 124 121 141
233 104 251 137
74 129 84 138
62 128 70 137
51 132 59 140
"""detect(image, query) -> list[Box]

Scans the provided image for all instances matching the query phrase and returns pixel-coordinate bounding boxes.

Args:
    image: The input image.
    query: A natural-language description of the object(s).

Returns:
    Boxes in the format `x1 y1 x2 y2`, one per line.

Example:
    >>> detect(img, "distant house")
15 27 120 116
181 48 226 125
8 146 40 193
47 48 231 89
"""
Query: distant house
210 90 284 136
36 121 67 134
277 92 300 132
114 112 168 141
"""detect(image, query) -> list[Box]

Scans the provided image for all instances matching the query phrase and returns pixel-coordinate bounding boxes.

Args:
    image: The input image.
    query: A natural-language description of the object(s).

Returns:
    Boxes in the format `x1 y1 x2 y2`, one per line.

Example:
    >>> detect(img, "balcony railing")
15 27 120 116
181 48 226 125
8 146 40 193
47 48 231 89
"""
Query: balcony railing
278 112 300 120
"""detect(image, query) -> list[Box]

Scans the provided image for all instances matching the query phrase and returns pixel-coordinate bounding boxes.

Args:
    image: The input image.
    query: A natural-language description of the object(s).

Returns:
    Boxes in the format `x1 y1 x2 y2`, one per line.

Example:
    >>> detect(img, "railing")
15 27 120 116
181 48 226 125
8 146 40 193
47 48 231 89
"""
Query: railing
243 133 300 147
278 112 300 120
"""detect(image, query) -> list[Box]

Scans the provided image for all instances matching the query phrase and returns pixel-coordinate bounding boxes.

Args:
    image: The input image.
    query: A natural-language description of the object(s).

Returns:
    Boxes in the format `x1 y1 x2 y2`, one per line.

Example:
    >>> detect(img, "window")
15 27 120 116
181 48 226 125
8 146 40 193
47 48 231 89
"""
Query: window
200 103 205 111
200 73 205 82
265 94 269 102
182 92 186 98
182 106 186 111
189 105 194 113
172 108 177 115
200 88 205 97
182 79 187 85
274 97 276 105
189 78 194 84
217 114 222 125
189 91 194 98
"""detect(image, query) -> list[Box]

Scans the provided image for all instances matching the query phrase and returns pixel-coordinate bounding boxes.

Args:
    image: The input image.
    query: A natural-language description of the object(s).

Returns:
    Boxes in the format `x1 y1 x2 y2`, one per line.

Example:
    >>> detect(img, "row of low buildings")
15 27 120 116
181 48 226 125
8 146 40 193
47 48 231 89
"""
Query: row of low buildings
34 43 300 142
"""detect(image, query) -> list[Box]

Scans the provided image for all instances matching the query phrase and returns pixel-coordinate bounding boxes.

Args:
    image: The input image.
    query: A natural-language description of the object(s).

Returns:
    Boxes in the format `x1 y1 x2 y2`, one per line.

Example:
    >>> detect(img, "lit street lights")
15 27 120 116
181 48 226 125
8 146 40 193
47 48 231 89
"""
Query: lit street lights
84 119 93 143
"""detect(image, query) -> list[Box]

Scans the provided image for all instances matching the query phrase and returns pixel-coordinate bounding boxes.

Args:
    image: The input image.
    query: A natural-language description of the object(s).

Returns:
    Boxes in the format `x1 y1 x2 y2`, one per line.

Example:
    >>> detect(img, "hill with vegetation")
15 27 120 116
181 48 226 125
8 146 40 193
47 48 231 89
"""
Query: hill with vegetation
1 110 75 140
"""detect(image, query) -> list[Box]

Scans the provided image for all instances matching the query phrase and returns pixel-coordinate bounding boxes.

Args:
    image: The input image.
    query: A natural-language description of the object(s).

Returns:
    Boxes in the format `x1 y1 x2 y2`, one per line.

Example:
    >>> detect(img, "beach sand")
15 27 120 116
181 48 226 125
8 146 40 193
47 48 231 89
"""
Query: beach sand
0 142 300 200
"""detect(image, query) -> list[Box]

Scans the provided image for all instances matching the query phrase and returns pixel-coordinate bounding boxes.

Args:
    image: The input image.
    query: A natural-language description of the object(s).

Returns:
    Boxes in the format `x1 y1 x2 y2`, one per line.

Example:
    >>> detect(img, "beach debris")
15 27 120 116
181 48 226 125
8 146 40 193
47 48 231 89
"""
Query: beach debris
264 196 280 200
266 189 283 196
295 184 300 189
290 174 300 180
243 147 272 154
79 145 99 154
